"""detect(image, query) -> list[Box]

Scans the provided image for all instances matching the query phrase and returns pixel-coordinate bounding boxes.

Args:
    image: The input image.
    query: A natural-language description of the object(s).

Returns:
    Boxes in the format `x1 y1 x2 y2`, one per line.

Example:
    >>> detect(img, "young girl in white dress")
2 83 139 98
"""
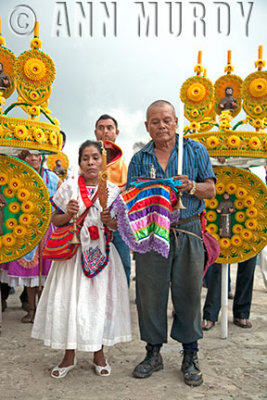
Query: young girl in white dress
32 140 131 378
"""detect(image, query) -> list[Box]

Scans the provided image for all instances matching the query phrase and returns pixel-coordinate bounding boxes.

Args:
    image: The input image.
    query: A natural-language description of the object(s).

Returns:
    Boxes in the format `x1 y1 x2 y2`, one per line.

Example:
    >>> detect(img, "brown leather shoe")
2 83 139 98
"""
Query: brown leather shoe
202 320 215 331
233 318 252 328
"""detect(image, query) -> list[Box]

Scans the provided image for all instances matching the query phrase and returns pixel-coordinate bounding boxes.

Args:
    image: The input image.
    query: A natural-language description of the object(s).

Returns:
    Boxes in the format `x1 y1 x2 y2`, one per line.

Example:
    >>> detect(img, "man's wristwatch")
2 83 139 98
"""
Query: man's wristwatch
189 180 196 195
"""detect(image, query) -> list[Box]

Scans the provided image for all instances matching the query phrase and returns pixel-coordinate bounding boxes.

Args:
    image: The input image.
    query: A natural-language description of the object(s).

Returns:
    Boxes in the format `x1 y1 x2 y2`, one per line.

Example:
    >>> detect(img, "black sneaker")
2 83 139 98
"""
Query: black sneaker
133 344 163 378
181 350 203 387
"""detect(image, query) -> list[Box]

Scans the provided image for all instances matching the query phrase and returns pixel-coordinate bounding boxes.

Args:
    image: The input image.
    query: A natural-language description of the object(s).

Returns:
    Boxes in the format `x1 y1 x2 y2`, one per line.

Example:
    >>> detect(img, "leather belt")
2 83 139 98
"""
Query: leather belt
171 214 200 227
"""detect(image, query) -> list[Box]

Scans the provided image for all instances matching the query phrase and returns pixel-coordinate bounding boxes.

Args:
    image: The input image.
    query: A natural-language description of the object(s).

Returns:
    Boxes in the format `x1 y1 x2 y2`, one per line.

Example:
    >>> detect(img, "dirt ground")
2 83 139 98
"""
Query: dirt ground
1 261 267 400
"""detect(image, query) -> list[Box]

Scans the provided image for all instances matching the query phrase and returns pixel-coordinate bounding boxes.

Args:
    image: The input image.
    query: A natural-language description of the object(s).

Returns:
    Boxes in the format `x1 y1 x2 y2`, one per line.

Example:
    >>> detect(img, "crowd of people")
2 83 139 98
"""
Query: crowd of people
0 100 266 387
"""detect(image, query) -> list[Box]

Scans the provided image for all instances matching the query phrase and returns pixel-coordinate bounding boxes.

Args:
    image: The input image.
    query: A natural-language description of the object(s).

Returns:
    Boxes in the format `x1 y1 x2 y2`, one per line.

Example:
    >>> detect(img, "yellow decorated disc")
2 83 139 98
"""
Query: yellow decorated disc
241 71 267 106
180 76 213 108
15 49 56 90
0 46 16 99
46 151 69 180
0 155 51 263
214 74 243 117
206 166 267 264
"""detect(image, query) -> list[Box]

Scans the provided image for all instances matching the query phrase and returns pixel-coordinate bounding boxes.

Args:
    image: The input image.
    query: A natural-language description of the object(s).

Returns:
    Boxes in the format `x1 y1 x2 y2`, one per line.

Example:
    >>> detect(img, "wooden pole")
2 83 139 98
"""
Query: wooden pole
221 263 228 339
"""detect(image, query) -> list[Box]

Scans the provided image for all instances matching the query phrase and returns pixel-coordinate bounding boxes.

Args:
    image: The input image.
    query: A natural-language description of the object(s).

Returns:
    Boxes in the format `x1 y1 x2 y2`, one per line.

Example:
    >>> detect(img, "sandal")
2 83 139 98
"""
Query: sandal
21 309 35 323
233 318 252 329
93 360 111 377
51 357 77 379
202 320 215 331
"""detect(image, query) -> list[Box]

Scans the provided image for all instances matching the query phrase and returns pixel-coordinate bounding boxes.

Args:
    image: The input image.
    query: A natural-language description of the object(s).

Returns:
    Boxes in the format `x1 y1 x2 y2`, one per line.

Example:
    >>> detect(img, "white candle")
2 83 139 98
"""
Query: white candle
178 102 184 176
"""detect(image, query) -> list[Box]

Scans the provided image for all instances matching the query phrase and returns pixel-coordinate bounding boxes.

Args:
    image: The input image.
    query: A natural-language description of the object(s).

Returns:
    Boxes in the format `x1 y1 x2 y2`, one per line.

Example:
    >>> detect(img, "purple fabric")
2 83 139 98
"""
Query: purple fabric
112 196 180 259
202 230 221 277
128 204 170 222
1 224 53 278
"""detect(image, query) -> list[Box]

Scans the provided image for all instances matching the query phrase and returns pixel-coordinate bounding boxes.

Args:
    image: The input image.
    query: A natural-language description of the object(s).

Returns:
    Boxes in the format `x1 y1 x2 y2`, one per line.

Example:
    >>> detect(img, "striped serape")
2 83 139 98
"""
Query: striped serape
113 180 181 258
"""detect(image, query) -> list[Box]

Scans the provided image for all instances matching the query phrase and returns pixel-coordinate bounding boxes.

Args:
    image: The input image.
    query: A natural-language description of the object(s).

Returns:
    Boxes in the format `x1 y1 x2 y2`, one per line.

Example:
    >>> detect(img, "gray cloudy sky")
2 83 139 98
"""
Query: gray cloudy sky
1 0 266 165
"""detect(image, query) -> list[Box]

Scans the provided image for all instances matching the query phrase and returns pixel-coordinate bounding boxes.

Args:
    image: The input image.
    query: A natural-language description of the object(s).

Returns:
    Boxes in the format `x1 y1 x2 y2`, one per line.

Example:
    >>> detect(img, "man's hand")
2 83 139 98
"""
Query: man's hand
173 177 215 199
173 175 193 193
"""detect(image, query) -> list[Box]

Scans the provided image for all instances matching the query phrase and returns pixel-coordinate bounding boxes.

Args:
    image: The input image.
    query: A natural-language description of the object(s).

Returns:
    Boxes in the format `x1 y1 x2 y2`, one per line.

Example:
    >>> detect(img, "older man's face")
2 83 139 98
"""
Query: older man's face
145 104 178 145
25 154 41 171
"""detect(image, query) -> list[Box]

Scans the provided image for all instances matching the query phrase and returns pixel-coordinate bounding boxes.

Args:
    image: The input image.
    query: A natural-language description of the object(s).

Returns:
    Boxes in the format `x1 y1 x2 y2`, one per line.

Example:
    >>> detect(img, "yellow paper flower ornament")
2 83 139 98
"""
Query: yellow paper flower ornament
235 211 246 222
2 234 16 247
21 200 34 213
207 136 219 149
3 187 16 198
245 219 258 230
246 207 258 218
225 183 237 194
16 188 31 201
8 202 20 214
234 199 244 210
24 58 46 81
28 106 40 116
208 199 218 209
236 187 248 199
30 38 42 49
206 223 218 234
241 229 253 241
231 235 242 247
50 131 58 145
29 91 40 101
9 178 22 191
206 210 217 222
19 213 32 225
244 196 255 207
233 224 243 234
0 173 8 185
228 135 240 148
13 225 27 238
215 182 225 195
220 238 231 249
249 136 261 149
34 128 46 143
14 125 28 139
5 218 17 230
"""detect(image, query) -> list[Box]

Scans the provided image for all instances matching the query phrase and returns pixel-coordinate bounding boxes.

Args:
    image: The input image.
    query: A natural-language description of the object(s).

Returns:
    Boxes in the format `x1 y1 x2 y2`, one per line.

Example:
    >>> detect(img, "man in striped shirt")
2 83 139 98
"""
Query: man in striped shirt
129 100 216 387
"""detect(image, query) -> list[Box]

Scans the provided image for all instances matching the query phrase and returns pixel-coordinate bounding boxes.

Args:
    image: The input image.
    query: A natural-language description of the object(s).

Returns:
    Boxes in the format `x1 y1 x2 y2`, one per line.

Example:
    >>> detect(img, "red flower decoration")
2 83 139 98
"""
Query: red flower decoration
88 225 99 240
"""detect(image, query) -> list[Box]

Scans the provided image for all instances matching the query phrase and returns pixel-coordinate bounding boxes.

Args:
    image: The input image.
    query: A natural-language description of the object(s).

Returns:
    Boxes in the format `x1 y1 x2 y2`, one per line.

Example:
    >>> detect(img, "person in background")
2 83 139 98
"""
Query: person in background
127 100 216 387
94 114 131 286
202 256 257 330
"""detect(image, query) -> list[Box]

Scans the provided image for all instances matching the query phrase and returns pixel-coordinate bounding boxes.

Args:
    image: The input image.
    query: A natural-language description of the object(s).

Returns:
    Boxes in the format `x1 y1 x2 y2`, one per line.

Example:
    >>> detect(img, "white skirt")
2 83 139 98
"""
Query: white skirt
31 244 132 352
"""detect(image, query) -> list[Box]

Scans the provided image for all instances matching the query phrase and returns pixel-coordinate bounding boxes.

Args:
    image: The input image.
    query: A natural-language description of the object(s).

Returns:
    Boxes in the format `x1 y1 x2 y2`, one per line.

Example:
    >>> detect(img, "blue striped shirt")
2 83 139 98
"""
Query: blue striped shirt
127 135 216 219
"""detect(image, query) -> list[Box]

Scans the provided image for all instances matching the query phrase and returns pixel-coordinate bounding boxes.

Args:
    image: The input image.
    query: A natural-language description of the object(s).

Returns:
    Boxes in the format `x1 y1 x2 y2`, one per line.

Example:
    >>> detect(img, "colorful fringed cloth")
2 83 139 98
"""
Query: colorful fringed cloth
112 179 181 258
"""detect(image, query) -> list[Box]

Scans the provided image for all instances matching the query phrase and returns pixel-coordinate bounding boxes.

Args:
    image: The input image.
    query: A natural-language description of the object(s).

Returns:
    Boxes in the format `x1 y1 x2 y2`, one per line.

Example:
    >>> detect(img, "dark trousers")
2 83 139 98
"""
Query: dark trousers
135 219 204 345
203 256 256 321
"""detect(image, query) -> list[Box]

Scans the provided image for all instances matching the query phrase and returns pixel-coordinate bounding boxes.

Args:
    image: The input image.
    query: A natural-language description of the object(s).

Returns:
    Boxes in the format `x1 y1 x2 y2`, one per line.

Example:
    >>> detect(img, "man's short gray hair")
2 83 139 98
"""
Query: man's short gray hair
146 100 176 120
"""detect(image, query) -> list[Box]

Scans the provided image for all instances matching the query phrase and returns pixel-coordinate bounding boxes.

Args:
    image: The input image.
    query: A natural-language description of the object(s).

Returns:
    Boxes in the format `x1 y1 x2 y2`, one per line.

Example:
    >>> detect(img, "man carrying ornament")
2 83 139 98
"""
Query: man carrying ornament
127 100 216 387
